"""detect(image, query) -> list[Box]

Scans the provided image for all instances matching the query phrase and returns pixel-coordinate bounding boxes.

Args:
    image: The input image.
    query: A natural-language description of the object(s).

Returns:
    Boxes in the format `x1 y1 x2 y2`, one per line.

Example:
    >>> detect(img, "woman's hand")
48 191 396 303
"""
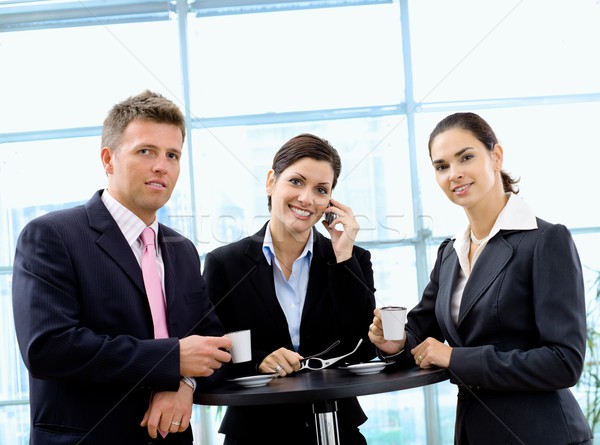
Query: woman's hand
258 347 303 377
323 198 360 263
411 337 452 369
368 308 406 356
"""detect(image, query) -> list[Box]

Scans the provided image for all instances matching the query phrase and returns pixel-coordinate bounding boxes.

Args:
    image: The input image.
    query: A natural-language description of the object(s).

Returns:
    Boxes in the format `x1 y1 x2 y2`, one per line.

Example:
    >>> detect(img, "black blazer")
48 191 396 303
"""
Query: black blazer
400 219 593 444
203 223 376 438
12 190 224 445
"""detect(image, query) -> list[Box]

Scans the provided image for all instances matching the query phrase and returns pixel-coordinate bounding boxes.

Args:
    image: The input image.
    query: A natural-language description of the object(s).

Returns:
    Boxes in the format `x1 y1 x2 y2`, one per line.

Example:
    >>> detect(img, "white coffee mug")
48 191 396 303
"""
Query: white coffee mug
225 329 252 363
380 306 407 341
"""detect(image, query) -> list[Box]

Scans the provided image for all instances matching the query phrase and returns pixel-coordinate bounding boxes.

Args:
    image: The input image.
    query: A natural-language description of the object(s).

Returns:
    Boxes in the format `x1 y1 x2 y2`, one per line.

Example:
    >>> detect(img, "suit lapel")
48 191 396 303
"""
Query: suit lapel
86 192 145 295
302 229 329 322
435 242 464 346
457 234 514 326
245 226 291 335
158 227 176 314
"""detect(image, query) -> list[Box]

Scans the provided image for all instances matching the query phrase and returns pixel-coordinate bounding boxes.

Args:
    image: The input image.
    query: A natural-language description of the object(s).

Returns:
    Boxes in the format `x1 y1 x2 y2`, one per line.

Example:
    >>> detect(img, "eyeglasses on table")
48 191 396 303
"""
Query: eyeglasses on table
299 338 363 371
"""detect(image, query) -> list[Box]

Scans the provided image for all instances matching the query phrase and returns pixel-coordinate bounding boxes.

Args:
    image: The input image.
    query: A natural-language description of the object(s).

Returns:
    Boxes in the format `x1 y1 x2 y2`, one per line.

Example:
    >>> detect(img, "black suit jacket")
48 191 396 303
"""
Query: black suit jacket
203 223 376 438
12 190 224 445
400 219 593 444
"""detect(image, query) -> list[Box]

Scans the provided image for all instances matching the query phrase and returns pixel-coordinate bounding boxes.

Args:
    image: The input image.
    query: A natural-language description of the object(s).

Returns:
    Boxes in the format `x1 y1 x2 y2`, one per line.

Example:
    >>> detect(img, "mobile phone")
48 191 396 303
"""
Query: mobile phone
324 202 336 225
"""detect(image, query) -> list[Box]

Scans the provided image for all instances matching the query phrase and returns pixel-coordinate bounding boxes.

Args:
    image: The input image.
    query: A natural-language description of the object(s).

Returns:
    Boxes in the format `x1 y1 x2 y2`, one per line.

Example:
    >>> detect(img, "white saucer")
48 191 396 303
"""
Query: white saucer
339 361 392 375
228 374 276 388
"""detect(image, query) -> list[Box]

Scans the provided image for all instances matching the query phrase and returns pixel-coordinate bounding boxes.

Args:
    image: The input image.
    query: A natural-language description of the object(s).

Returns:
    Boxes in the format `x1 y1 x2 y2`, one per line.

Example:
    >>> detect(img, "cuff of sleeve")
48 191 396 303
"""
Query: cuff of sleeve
327 256 354 266
181 376 196 392
376 347 405 362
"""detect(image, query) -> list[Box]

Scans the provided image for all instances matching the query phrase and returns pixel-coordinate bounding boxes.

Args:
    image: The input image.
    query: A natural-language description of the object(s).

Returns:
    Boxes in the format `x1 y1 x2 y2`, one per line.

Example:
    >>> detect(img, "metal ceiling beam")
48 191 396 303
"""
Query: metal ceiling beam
190 0 392 17
0 0 393 32
0 0 174 32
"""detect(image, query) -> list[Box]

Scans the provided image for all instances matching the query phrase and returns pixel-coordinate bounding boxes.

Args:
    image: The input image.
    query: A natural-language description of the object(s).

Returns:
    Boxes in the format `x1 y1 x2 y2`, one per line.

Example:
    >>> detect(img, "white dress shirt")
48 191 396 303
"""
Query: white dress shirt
101 190 165 296
450 193 538 324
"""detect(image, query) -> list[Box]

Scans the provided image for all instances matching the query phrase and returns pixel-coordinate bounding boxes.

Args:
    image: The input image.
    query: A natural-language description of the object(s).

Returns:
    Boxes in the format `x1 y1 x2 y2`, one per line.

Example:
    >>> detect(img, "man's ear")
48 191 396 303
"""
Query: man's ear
101 147 114 174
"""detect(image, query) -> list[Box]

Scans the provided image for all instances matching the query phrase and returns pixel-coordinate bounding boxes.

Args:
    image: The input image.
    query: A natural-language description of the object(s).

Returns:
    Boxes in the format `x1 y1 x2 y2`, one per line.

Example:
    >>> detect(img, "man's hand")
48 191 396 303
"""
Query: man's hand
140 380 194 439
179 335 232 377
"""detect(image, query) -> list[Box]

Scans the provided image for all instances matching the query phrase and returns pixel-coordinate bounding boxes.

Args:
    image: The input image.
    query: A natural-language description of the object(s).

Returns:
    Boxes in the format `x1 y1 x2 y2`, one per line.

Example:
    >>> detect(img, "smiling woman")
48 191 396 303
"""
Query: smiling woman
266 156 333 250
203 133 377 444
368 112 593 445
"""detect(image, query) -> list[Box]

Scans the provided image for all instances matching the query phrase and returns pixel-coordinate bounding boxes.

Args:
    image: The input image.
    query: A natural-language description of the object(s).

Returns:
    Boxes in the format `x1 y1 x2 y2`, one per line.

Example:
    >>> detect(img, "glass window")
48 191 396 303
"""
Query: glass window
360 386 427 444
190 116 413 254
417 102 600 237
187 3 404 117
0 138 104 266
0 21 182 133
370 245 419 309
409 0 600 102
0 273 28 399
0 404 29 445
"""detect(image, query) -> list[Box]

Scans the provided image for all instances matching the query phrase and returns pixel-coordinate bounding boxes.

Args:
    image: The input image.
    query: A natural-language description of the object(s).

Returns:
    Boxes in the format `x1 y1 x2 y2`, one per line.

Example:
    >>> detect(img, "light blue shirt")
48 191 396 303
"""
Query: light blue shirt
262 221 313 351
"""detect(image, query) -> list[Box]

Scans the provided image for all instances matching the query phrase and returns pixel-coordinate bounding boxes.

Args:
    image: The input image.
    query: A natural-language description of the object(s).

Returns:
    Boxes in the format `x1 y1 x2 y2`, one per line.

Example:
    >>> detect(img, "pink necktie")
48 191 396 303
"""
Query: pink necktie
141 228 170 439
140 227 169 339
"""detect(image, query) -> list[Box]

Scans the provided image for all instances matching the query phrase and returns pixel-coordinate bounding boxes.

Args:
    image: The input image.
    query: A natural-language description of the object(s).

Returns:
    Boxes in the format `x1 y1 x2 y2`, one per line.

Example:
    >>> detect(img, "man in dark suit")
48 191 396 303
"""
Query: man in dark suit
12 90 232 444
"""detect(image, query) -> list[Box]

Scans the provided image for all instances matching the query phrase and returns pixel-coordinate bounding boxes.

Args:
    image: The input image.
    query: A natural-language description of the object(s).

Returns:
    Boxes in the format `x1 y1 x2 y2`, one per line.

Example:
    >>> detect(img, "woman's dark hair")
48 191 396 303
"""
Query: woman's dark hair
267 133 342 211
428 112 519 194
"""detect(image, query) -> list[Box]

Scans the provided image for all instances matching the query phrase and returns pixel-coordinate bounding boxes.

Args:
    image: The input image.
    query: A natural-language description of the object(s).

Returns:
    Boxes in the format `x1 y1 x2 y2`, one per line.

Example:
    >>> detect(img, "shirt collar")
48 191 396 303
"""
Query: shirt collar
453 193 537 251
101 189 159 247
262 221 314 265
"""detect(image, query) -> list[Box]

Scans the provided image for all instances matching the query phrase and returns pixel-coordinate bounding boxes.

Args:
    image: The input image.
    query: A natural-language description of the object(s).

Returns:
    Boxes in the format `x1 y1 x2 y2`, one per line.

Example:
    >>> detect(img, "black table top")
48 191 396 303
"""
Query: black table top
198 366 449 407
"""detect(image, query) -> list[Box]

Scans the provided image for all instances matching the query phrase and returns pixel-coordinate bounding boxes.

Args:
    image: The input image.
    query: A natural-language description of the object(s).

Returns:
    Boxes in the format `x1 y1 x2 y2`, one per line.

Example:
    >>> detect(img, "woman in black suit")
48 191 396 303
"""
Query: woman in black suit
203 133 376 444
368 112 593 444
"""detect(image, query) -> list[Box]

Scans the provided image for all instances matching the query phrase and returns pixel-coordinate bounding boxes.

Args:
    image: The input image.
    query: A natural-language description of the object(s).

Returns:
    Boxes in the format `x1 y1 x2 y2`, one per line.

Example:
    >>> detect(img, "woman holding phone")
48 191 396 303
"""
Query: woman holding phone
204 133 376 444
368 112 592 444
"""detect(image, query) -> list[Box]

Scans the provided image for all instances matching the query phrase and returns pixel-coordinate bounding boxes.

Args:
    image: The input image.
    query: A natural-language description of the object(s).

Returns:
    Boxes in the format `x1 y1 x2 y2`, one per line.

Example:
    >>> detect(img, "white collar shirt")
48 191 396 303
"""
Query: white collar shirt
101 190 165 297
450 193 538 324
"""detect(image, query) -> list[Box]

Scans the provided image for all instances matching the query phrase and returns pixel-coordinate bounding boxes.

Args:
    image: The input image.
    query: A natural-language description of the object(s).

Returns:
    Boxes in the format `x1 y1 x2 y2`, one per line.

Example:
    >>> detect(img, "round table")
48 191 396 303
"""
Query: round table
197 366 449 444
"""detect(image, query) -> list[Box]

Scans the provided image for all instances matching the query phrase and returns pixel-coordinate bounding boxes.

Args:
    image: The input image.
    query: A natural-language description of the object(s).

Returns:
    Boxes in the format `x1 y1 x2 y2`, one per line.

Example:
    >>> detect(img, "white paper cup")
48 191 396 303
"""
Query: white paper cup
380 306 407 340
225 330 252 363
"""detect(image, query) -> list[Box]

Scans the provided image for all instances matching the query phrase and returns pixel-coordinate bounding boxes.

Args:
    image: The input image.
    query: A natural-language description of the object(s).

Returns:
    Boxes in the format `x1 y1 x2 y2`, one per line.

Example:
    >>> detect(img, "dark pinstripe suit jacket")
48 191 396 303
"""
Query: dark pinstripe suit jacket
12 190 224 445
